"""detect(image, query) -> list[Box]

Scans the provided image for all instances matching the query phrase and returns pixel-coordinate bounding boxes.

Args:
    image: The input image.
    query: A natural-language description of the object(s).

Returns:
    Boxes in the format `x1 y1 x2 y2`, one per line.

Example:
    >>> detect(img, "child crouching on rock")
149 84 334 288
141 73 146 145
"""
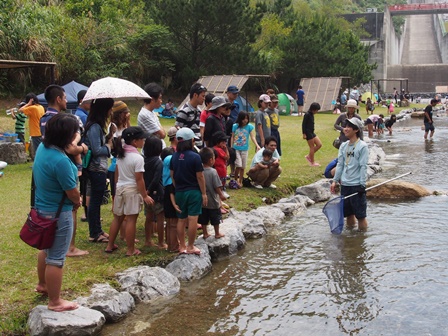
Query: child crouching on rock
105 127 154 257
198 147 226 239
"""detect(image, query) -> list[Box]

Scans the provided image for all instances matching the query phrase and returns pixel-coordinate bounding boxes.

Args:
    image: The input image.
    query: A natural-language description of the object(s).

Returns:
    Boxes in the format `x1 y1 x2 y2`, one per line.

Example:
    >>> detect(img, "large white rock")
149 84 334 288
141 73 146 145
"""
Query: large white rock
27 305 105 336
248 206 285 226
199 218 246 260
75 283 135 323
116 266 180 303
295 179 333 202
229 211 267 239
165 243 212 282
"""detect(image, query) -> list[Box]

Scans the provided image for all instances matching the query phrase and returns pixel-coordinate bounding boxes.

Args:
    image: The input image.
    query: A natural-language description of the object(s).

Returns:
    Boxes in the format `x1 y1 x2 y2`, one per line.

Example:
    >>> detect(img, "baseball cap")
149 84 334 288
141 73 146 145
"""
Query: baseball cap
122 126 149 141
176 127 195 141
269 94 279 102
346 118 364 130
167 126 178 139
213 131 229 142
259 94 271 103
227 85 239 94
209 96 231 111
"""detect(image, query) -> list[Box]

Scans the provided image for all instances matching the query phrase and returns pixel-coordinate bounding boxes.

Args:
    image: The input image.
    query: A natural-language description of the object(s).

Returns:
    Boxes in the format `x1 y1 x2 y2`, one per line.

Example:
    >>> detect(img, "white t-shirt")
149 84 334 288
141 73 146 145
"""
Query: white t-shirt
116 152 145 188
137 107 166 149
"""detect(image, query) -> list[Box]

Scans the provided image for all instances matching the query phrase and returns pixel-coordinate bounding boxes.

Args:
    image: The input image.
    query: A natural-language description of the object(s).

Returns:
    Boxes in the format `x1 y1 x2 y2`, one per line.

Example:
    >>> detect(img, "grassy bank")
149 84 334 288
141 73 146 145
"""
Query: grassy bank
0 102 419 335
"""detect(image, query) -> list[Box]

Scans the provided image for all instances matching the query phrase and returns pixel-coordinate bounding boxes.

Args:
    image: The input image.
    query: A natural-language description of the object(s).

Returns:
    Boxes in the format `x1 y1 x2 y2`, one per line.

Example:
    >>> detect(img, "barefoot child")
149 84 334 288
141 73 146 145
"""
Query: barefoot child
231 111 260 188
143 136 167 249
161 146 179 252
170 128 206 255
302 102 322 166
105 127 154 256
198 147 227 239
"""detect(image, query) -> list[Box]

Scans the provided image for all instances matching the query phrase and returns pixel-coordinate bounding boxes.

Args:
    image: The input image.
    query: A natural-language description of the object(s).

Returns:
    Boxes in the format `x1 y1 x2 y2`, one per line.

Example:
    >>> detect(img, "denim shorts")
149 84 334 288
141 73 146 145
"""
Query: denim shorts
175 190 202 219
38 209 73 267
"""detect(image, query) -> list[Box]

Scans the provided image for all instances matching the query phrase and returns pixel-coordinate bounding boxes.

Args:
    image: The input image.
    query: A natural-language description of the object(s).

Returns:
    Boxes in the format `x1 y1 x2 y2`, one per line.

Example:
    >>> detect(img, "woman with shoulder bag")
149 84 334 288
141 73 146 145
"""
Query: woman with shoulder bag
83 98 115 243
34 113 82 312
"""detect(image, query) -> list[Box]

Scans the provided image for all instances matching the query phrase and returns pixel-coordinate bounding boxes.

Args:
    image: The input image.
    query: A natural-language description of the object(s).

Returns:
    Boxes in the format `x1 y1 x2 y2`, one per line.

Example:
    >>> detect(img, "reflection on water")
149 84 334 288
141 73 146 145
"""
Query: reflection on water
102 115 448 336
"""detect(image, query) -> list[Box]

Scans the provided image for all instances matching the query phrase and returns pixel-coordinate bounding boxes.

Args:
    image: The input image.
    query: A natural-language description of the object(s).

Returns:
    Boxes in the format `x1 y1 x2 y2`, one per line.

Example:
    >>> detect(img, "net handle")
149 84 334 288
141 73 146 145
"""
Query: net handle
344 171 412 199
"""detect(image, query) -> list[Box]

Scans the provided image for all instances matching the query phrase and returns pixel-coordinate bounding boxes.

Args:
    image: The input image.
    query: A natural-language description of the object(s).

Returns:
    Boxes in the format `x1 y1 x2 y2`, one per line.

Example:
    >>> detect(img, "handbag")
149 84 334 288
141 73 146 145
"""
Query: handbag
20 174 66 250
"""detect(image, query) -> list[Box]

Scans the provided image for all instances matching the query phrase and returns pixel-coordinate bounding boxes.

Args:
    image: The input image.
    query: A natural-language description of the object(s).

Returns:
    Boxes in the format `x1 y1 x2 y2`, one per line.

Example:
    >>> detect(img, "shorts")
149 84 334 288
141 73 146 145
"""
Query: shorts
113 187 143 216
365 118 373 125
175 189 202 219
145 201 164 216
424 122 435 132
234 150 248 169
305 133 316 141
163 184 177 218
38 209 73 267
297 101 304 106
198 208 222 226
341 185 367 219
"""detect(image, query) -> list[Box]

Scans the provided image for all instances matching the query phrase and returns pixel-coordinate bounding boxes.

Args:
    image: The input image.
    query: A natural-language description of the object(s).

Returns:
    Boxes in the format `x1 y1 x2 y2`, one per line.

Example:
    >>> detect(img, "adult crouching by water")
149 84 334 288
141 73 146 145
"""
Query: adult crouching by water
247 136 281 189
83 98 115 243
34 113 82 312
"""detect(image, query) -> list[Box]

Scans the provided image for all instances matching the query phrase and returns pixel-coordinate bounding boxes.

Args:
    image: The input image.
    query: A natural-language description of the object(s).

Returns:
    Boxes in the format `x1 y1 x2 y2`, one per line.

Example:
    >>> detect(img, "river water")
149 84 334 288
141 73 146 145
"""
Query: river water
103 114 448 336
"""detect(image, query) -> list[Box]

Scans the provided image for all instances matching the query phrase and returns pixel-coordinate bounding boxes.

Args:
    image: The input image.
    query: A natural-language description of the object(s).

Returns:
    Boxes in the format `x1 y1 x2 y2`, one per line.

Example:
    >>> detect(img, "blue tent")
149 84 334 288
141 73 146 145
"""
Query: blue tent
37 80 89 110
235 95 254 112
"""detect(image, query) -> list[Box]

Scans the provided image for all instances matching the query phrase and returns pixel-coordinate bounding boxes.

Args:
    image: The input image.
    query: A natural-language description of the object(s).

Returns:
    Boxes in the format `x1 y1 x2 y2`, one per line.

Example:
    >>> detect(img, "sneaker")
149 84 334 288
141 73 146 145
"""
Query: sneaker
254 184 263 189
268 184 277 189
222 191 230 199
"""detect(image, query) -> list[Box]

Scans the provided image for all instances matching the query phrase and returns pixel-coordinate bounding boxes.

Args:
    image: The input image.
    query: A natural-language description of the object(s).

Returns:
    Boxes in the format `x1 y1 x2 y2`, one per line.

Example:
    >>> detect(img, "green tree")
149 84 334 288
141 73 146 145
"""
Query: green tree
147 0 265 87
278 13 375 89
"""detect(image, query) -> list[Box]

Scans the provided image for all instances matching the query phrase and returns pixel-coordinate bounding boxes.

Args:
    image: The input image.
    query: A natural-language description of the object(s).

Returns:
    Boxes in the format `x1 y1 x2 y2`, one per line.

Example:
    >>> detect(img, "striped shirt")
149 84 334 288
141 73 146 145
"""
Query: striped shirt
175 102 202 147
15 112 26 134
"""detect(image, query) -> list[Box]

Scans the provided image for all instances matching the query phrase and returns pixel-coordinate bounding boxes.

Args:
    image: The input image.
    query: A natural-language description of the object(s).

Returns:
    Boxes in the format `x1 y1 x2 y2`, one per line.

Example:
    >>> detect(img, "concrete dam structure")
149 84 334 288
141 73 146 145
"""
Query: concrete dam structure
342 2 448 93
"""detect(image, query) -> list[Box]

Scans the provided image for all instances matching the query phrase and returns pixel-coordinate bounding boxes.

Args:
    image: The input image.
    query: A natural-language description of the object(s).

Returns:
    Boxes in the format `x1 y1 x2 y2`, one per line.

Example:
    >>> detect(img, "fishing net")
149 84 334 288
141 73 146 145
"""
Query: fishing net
322 196 345 234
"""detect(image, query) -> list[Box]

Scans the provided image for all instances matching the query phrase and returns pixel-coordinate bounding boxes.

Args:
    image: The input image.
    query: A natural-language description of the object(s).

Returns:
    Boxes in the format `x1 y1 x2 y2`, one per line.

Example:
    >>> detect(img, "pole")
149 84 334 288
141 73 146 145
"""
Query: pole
344 171 412 199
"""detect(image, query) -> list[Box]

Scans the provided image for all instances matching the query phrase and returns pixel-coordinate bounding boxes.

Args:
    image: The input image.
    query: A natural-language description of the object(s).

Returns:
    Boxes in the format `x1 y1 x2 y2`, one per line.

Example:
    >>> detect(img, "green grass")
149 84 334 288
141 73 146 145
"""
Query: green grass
0 101 423 335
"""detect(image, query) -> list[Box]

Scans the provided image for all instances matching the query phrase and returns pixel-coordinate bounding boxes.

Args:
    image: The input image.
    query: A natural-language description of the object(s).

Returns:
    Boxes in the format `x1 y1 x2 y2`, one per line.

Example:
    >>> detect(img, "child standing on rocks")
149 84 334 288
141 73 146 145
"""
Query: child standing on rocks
198 147 226 239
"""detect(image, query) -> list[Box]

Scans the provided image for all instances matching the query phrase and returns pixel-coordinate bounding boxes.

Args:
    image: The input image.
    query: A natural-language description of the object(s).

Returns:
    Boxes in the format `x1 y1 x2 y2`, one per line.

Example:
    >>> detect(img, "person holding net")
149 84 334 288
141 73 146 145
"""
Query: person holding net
330 118 369 231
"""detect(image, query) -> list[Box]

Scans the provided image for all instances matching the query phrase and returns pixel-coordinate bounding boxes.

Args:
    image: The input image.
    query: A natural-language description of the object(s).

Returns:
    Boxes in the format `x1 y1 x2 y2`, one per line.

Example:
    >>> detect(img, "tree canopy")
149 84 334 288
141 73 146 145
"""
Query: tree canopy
0 0 392 95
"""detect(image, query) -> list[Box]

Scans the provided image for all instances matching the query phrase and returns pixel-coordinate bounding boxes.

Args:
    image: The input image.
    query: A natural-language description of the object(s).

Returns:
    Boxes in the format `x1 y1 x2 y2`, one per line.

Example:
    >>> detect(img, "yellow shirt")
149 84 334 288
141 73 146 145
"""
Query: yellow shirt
21 105 45 136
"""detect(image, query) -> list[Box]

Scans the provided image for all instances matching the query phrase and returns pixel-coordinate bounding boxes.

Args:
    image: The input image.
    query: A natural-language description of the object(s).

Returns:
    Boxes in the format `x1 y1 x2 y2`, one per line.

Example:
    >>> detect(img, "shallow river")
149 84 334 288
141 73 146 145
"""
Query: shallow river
103 114 448 336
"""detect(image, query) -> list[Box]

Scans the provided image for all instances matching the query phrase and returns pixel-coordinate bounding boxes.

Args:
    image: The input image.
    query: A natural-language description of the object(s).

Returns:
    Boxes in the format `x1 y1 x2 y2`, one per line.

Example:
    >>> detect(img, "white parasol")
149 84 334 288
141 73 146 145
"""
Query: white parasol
83 77 150 102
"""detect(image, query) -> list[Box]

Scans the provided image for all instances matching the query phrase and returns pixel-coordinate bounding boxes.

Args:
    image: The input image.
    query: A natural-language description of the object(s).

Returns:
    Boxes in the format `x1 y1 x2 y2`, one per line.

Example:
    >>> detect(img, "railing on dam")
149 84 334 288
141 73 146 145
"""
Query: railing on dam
389 3 448 15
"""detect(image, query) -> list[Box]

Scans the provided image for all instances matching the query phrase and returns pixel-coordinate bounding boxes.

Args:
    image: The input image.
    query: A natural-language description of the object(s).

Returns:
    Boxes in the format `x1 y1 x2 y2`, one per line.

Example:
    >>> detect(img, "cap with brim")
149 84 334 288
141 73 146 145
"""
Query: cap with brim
167 126 178 139
227 85 239 94
176 127 195 141
259 94 271 103
209 96 231 111
346 99 359 109
346 118 364 130
213 131 229 142
122 126 149 141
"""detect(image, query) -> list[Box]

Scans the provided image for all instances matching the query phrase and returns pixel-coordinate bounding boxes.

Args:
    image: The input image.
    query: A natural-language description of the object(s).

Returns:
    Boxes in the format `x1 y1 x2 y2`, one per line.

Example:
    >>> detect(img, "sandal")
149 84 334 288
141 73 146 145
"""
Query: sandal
89 234 109 243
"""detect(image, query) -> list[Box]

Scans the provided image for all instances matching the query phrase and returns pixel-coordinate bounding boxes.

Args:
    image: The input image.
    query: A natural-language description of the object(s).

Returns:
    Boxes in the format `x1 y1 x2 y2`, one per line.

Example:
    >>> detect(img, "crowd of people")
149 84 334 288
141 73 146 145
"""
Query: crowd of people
22 79 441 313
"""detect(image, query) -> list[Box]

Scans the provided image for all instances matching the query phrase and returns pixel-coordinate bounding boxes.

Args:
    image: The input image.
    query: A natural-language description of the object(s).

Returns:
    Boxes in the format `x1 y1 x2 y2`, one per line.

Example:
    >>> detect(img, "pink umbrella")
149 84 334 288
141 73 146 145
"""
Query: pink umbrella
83 77 150 102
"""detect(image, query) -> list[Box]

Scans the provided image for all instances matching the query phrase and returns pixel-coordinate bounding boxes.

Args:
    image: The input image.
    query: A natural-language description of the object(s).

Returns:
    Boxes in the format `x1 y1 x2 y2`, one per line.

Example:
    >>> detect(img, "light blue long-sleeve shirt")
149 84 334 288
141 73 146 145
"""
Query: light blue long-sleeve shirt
333 139 368 187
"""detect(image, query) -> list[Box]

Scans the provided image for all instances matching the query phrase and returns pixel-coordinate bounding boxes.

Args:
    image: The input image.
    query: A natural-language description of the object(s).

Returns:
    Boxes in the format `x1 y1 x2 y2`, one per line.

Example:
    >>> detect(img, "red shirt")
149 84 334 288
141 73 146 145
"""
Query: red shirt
213 146 227 179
